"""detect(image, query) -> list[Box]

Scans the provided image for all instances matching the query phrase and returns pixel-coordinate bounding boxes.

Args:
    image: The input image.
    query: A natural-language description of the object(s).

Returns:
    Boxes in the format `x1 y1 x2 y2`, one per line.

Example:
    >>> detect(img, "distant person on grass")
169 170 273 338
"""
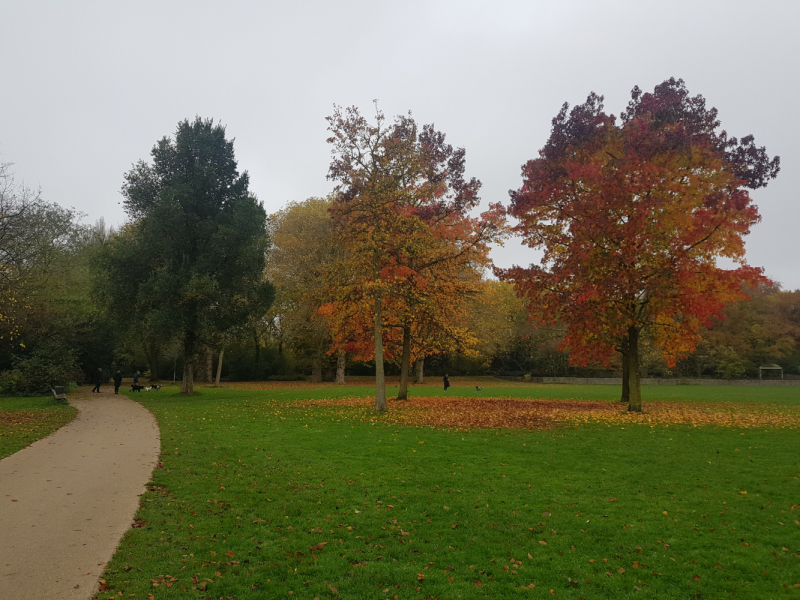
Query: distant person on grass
443 373 450 392
91 368 102 393
113 370 122 394
133 371 140 386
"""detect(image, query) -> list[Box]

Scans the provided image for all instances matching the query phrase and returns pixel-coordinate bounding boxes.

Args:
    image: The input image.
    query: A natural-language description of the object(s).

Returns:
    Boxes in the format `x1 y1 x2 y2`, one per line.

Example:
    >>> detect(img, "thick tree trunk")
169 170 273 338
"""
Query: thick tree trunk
254 333 261 367
336 350 346 385
414 357 424 384
620 337 630 404
215 349 224 385
145 342 160 382
311 342 323 383
181 362 194 393
206 349 213 383
373 291 387 413
396 325 411 400
627 327 642 412
181 334 195 394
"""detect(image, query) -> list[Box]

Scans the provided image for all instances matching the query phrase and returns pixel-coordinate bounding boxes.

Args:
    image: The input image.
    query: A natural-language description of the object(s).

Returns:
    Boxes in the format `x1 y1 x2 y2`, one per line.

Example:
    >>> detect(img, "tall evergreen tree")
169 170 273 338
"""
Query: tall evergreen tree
97 118 274 394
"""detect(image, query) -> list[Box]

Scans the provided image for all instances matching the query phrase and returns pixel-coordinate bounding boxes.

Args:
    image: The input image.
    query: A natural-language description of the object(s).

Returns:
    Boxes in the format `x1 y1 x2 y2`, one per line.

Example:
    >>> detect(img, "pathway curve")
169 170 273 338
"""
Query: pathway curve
0 387 160 600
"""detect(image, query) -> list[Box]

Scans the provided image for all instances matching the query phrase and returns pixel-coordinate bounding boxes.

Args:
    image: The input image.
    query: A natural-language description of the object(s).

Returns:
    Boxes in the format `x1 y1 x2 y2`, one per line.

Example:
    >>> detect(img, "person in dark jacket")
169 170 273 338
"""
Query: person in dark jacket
443 373 450 392
113 370 123 394
91 368 103 393
133 371 140 385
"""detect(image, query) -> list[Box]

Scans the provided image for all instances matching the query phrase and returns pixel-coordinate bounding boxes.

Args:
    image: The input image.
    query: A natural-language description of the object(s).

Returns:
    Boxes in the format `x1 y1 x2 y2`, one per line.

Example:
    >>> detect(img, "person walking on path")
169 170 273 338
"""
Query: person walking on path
113 370 123 394
91 368 102 393
443 373 450 392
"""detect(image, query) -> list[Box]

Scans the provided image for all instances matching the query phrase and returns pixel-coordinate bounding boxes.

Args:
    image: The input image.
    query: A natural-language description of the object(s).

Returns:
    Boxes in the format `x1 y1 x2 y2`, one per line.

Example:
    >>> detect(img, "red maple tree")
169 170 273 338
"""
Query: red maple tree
498 78 780 410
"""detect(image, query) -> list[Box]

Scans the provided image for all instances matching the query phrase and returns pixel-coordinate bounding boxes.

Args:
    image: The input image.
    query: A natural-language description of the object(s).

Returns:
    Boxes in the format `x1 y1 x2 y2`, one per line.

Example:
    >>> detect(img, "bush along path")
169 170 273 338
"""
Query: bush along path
0 386 160 600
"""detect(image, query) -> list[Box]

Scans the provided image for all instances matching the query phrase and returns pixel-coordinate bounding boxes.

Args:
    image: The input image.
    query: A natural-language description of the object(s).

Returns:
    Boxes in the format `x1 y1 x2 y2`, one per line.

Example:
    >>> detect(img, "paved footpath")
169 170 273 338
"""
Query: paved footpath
0 388 160 600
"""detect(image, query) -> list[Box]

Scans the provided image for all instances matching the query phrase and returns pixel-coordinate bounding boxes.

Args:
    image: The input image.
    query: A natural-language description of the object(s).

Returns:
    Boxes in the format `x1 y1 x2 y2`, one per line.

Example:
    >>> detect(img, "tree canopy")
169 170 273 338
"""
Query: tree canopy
326 104 506 412
96 117 274 394
499 78 780 411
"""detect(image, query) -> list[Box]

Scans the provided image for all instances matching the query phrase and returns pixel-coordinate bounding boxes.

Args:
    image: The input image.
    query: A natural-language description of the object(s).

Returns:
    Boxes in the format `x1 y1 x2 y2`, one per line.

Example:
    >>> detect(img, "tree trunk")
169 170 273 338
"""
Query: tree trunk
620 337 629 404
206 349 213 383
215 349 224 385
396 325 411 400
414 357 424 384
311 342 323 383
373 291 387 413
627 327 642 412
254 333 261 367
336 350 346 384
181 333 195 394
143 342 160 382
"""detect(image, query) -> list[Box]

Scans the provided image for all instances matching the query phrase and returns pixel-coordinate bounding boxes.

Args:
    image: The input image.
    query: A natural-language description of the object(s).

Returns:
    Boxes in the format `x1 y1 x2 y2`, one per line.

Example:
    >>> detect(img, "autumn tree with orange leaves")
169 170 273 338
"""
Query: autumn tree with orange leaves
326 104 506 412
499 79 780 411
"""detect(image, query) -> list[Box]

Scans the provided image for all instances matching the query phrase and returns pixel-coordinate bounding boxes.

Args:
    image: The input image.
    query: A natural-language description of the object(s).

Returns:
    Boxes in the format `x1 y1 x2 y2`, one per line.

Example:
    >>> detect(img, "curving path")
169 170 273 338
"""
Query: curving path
0 387 160 600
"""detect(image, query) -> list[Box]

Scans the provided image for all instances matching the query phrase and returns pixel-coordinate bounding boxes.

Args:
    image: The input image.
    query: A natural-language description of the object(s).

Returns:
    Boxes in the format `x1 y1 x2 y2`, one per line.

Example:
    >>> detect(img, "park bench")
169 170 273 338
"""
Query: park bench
51 386 67 402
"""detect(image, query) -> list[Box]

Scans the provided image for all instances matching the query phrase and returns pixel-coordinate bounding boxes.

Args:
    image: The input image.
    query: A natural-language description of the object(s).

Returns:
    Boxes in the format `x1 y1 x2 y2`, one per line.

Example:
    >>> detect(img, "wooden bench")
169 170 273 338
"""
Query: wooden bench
51 386 67 402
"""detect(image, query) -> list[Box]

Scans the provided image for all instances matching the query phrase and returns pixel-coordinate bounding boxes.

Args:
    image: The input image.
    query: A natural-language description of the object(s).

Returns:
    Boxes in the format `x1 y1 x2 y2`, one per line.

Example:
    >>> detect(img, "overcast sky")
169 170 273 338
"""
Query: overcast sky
2 0 797 288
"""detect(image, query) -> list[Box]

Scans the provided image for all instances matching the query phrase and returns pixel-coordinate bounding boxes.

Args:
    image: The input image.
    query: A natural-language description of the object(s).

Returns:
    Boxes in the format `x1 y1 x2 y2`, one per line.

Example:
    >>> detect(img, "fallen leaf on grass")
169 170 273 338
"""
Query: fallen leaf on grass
294 395 800 430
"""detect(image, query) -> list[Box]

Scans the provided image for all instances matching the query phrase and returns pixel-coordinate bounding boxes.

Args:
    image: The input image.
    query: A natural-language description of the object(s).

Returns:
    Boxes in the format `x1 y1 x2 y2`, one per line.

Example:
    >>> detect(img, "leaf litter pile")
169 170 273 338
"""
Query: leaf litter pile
294 396 800 430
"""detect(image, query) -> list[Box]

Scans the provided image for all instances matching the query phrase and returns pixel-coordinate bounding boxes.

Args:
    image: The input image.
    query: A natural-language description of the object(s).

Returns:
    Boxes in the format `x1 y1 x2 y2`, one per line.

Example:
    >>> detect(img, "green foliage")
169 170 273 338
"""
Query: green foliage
99 384 800 599
95 117 275 392
8 343 80 393
715 349 749 379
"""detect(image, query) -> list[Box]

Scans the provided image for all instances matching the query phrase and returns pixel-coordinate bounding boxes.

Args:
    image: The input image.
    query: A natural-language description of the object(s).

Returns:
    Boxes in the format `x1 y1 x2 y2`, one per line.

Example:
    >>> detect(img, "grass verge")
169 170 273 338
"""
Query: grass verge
0 396 77 460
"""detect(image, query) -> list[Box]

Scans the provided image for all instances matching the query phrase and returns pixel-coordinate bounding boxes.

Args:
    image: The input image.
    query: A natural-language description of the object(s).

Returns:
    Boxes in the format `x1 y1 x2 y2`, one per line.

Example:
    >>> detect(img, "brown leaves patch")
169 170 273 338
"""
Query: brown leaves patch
0 411 41 427
293 396 800 430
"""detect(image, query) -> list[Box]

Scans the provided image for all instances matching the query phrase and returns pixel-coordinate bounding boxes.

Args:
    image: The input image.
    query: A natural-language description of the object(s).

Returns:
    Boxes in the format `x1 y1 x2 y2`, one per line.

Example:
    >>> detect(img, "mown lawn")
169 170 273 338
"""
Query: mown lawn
0 396 77 459
99 382 800 599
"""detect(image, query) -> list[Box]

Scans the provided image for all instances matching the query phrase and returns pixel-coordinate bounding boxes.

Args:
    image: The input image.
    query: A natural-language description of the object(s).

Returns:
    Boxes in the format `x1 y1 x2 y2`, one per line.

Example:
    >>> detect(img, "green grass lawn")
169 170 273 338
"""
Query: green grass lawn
0 396 77 459
232 378 800 406
99 382 800 599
